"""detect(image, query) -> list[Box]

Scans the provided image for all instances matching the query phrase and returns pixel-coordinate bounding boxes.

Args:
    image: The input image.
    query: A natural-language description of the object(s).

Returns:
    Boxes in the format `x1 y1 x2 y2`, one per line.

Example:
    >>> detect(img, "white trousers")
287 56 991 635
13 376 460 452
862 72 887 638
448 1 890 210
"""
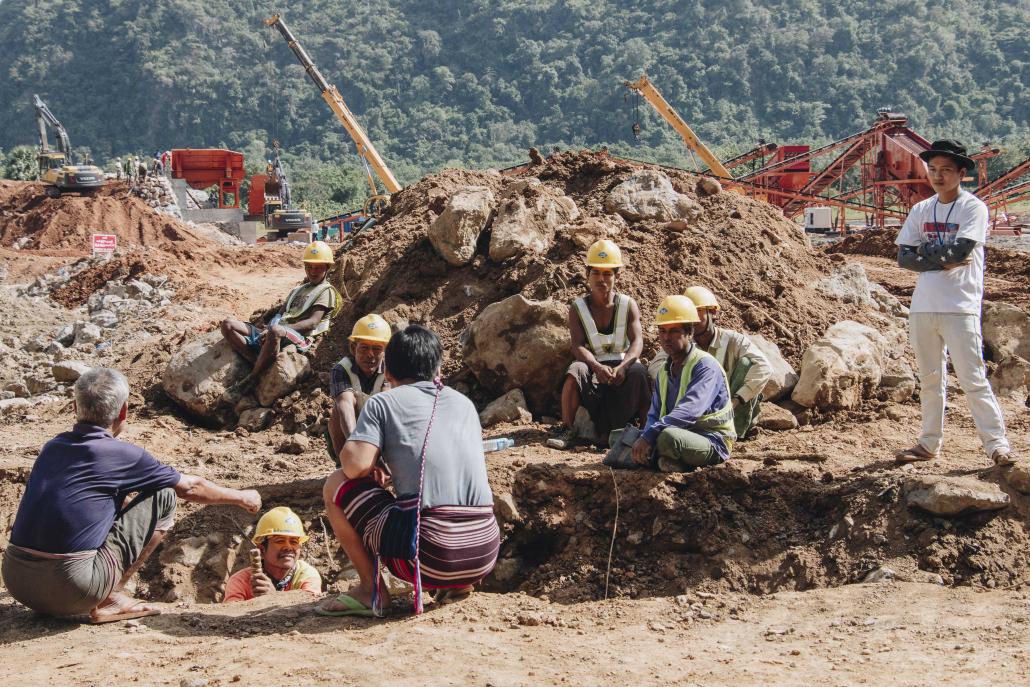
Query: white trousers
909 312 1009 456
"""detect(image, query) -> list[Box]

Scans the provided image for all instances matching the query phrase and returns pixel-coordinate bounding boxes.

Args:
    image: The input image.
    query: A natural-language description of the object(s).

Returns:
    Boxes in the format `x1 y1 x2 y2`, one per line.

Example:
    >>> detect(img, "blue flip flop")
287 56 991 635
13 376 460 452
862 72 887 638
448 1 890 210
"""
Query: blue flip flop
314 592 376 618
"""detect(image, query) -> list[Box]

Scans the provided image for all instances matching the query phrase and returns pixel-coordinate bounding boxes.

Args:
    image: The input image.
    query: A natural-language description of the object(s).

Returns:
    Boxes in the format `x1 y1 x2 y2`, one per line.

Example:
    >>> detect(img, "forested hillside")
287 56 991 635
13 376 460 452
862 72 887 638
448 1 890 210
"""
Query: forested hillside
2 0 1027 213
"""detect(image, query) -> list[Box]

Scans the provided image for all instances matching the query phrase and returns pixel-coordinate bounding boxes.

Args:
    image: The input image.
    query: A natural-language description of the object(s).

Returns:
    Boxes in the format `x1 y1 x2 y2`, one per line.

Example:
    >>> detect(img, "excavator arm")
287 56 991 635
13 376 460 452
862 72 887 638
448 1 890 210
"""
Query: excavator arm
33 94 73 158
265 14 401 199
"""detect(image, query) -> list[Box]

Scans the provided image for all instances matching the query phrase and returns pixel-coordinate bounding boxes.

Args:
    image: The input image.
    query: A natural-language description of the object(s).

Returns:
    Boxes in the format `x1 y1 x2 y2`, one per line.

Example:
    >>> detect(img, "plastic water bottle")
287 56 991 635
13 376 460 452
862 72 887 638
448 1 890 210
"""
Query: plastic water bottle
483 438 515 453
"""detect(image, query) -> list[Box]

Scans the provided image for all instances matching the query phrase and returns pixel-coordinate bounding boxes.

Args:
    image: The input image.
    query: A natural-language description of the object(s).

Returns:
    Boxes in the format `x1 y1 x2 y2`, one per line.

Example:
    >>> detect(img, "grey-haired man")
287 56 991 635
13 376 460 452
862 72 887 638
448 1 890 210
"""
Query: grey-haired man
2 368 261 623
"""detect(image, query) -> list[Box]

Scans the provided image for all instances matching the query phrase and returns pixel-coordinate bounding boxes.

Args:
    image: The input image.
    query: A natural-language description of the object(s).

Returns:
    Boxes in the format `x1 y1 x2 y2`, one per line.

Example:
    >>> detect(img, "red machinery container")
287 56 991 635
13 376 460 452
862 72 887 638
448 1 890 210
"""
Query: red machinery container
170 149 245 208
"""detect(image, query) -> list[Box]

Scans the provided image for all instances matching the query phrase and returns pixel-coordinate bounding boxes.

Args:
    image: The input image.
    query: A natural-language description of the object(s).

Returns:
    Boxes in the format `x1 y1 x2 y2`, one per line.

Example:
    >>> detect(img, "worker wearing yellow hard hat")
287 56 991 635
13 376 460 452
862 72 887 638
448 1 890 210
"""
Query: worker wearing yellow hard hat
224 507 322 602
547 240 650 451
220 241 343 392
648 285 774 440
618 294 736 472
326 314 393 465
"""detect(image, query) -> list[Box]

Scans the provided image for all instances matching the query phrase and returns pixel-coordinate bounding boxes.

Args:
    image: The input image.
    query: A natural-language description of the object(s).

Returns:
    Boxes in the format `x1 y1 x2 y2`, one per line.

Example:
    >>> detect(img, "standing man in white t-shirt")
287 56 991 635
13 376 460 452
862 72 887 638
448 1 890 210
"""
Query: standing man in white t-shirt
894 140 1016 467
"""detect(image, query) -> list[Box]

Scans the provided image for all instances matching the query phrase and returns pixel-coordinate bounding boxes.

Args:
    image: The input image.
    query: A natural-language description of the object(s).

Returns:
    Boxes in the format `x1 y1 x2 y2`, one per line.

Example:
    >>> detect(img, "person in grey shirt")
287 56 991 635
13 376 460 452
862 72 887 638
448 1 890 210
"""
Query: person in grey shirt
318 325 499 617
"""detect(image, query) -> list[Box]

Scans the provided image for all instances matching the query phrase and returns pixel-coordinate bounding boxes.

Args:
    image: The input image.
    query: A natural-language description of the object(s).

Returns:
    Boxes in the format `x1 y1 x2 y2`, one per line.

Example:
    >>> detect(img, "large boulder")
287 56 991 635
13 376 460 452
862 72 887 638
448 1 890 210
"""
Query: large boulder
463 295 571 412
162 330 249 425
905 476 1009 517
605 169 701 223
813 262 875 307
749 334 799 401
488 179 579 262
427 186 495 266
792 321 886 410
982 301 1030 361
256 348 312 407
566 215 625 250
989 355 1030 404
479 389 533 427
1005 463 1030 495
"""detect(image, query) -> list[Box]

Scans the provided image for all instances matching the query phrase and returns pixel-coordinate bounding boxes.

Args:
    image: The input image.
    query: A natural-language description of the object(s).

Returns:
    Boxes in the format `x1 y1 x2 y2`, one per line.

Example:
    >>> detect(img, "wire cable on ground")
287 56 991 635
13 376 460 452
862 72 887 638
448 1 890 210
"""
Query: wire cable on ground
603 466 621 601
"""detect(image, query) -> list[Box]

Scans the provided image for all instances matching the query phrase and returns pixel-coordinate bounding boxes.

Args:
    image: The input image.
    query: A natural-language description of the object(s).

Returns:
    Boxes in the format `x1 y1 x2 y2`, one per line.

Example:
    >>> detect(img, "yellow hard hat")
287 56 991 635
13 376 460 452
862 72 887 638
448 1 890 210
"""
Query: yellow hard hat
349 313 391 345
585 239 624 268
252 506 309 545
683 285 720 312
655 295 700 326
302 240 334 264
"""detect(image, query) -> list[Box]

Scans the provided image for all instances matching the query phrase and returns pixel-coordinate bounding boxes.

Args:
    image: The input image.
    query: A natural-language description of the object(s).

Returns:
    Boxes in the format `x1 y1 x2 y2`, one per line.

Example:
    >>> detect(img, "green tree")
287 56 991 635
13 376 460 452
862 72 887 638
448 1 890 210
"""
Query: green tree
1 146 38 180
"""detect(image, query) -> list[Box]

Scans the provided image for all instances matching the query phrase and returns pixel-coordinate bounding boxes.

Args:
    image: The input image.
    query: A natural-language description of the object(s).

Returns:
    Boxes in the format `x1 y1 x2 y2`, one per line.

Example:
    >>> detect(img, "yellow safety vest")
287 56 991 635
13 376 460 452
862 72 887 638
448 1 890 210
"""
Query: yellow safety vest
574 293 631 363
657 345 737 449
338 356 387 409
283 281 342 337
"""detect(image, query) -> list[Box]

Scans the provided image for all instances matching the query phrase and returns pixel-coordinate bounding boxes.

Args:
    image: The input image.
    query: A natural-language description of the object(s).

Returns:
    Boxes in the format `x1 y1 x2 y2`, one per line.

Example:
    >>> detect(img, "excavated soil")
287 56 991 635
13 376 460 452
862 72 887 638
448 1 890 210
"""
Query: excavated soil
314 152 866 399
0 179 216 252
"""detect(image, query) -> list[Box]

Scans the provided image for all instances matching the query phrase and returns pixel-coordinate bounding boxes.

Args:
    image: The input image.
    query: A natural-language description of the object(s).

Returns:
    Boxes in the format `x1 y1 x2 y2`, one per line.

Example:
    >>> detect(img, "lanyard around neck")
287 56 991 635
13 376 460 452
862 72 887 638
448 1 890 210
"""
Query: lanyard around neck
932 195 957 244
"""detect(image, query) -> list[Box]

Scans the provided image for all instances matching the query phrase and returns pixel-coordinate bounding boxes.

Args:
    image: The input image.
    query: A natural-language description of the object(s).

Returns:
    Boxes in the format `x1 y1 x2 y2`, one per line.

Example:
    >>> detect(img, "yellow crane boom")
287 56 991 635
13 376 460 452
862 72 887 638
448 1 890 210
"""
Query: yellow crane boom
265 14 401 200
625 75 734 180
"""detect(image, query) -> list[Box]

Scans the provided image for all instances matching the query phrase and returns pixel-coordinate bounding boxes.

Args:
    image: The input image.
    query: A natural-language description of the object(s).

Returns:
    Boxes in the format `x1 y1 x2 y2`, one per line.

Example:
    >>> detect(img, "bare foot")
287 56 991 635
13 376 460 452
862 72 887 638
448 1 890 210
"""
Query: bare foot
89 591 161 624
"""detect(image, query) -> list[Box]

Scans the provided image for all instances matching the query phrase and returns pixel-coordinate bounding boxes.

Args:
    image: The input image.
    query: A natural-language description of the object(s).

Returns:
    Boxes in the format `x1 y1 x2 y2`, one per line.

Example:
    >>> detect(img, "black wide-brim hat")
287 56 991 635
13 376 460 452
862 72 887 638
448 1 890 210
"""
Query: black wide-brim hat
919 139 975 171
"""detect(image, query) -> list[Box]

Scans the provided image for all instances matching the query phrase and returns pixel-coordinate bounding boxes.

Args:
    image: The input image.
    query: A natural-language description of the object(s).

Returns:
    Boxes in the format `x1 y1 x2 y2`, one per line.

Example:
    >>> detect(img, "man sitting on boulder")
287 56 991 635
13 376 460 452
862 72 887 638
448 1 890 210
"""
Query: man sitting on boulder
224 507 322 602
648 286 772 439
221 240 341 391
326 314 392 465
2 367 261 623
547 240 650 449
629 296 736 472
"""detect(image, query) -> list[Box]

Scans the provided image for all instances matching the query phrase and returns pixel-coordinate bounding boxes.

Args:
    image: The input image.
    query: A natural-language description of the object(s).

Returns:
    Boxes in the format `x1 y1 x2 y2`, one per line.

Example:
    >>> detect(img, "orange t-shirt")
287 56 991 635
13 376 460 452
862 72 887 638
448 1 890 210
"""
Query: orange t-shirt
223 560 322 602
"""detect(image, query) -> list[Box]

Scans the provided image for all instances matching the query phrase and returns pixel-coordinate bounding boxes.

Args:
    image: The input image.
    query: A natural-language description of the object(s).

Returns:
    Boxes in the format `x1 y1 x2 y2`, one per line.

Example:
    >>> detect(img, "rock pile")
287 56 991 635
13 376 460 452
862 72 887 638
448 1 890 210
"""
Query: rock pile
132 175 182 219
313 151 872 415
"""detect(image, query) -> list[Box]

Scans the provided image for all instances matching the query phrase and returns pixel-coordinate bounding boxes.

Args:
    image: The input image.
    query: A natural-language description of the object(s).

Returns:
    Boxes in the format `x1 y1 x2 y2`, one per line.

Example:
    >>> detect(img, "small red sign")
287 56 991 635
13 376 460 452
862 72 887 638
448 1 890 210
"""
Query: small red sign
92 234 117 256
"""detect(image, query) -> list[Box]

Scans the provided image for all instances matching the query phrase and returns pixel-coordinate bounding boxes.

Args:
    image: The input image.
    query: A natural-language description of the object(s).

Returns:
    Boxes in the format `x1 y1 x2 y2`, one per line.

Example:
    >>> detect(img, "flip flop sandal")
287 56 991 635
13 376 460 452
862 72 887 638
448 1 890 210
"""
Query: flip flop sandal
895 444 938 463
992 450 1017 467
314 592 376 618
88 606 161 624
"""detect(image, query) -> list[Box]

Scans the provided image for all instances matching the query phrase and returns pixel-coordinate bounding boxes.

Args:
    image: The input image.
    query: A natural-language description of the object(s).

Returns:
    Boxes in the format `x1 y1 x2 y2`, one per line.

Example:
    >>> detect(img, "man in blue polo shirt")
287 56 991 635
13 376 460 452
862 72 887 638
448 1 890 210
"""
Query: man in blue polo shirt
2 367 261 623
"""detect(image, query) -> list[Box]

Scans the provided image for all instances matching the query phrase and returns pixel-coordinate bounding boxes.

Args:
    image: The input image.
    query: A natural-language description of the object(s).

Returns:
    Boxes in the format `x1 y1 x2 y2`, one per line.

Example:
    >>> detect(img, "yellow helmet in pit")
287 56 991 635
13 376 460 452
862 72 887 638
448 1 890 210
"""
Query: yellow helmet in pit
655 295 700 326
252 507 309 546
683 285 720 312
302 240 334 264
585 239 624 269
349 313 391 345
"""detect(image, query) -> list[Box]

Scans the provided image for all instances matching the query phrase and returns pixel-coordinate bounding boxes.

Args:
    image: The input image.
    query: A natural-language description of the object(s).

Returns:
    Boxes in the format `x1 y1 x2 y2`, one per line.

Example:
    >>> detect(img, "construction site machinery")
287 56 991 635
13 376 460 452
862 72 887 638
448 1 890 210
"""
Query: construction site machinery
32 94 104 198
624 75 735 181
262 141 313 237
170 149 245 208
266 14 401 216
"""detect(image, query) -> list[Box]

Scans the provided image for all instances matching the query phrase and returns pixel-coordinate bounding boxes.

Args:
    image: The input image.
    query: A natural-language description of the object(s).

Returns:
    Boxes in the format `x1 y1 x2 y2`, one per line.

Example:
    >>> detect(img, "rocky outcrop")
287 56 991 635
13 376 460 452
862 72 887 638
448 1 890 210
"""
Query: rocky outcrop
792 321 886 410
488 179 579 262
162 330 249 425
463 295 571 411
427 186 495 266
604 169 701 224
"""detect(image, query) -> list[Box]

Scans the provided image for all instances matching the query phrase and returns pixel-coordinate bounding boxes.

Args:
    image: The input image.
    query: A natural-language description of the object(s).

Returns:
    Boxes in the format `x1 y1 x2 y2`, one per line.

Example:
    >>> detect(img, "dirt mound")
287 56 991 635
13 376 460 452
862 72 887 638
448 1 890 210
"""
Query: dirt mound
313 152 865 407
825 229 898 259
0 179 221 254
498 462 1030 602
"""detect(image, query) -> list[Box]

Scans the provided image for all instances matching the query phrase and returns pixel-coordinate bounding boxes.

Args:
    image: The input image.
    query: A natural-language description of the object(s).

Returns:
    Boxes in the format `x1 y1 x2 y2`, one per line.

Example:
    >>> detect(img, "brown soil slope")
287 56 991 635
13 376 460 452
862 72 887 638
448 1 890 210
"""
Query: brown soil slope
315 152 864 384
